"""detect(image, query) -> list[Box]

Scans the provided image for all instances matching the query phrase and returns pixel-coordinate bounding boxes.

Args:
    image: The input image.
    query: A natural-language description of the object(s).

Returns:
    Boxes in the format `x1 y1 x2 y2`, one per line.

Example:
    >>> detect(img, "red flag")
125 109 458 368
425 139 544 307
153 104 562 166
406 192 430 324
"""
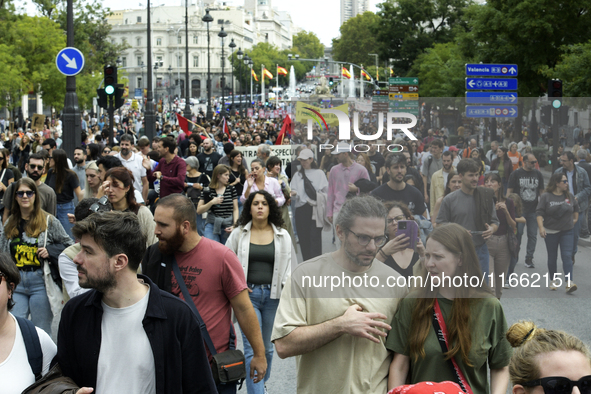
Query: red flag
275 115 292 145
176 113 191 136
222 117 231 138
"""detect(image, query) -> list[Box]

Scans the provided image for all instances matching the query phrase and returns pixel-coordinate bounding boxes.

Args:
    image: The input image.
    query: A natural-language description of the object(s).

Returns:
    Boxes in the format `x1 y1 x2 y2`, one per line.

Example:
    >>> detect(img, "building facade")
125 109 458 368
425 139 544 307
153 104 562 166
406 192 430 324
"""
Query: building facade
340 0 370 26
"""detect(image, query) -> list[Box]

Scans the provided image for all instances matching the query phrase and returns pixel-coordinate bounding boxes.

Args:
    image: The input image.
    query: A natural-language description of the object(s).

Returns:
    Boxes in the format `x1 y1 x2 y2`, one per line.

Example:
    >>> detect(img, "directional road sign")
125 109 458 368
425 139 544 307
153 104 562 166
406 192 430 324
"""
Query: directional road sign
56 47 85 76
465 64 518 77
465 92 518 104
389 85 419 93
466 77 517 90
389 93 419 100
465 106 518 118
389 77 419 85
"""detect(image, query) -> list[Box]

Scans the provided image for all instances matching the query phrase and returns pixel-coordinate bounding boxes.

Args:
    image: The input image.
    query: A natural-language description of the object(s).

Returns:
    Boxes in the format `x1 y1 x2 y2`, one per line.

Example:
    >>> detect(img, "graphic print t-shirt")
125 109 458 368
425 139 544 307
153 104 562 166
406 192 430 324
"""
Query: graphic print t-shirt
10 220 41 268
507 168 545 214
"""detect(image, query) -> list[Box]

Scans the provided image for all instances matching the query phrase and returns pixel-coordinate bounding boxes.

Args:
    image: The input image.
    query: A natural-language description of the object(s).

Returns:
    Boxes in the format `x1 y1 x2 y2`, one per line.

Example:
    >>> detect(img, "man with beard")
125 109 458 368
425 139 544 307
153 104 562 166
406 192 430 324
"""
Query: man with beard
271 195 408 393
55 211 217 394
371 153 426 216
3 153 56 223
143 194 267 394
197 138 221 178
72 146 87 190
143 136 187 198
429 150 455 204
115 134 149 202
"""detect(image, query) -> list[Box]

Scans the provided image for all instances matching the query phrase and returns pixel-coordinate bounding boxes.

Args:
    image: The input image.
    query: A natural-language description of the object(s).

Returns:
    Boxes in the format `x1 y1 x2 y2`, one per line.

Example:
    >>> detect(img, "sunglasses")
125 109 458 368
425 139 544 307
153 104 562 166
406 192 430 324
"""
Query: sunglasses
16 190 35 198
28 164 44 171
522 375 591 394
89 195 108 213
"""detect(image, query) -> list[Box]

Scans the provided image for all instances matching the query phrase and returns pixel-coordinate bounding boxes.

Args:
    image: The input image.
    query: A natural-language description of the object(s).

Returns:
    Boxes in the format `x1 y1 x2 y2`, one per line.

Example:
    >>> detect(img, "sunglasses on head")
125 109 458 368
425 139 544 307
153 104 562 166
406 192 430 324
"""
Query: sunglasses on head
16 190 35 198
522 375 591 394
89 195 108 213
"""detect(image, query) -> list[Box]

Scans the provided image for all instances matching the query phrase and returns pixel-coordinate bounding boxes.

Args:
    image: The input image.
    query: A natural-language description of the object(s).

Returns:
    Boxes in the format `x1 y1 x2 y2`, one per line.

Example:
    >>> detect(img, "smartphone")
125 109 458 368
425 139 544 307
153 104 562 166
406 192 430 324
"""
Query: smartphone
394 220 419 250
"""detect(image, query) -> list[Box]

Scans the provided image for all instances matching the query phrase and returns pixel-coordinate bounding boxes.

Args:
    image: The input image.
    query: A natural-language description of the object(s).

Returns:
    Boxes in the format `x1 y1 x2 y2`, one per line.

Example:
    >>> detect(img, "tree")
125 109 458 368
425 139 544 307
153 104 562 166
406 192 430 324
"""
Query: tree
292 31 324 60
332 11 380 66
374 0 470 76
0 44 28 109
410 42 467 97
548 41 591 98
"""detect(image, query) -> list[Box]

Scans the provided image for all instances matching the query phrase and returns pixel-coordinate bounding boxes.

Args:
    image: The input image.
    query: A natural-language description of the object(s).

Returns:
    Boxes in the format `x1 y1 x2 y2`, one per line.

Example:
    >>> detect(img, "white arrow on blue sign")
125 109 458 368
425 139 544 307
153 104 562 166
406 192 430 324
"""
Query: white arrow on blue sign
466 77 517 90
465 64 518 76
55 47 85 76
465 92 518 104
465 105 518 118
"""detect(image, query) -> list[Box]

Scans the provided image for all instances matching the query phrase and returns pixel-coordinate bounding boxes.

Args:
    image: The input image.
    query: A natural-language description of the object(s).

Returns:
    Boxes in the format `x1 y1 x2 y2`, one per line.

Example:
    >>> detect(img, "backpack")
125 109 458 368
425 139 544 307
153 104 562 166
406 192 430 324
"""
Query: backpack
15 316 43 380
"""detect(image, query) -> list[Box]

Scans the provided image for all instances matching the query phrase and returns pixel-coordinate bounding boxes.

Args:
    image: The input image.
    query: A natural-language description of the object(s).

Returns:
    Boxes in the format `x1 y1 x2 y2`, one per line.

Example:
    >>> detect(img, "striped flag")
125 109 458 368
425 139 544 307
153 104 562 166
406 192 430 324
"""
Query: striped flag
277 66 288 76
251 68 259 82
390 68 394 76
263 68 274 79
342 67 351 79
361 69 371 81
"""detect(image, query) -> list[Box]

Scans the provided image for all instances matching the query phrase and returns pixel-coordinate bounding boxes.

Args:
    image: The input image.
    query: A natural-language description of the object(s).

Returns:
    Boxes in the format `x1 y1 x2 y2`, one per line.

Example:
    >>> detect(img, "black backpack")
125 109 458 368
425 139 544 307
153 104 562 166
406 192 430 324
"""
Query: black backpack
16 316 43 380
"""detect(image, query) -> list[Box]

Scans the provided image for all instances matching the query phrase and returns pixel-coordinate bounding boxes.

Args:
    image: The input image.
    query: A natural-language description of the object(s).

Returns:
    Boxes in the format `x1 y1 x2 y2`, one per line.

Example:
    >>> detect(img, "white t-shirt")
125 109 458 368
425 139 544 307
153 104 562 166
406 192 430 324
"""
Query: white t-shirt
1 314 56 394
115 152 147 195
96 286 156 394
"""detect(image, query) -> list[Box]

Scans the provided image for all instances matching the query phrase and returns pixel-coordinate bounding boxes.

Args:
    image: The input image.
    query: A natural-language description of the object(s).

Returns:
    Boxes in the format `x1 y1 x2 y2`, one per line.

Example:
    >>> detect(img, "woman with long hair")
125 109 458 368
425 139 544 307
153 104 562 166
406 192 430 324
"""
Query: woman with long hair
102 167 158 247
484 172 516 299
83 161 101 199
44 149 83 239
242 158 285 207
197 164 239 244
508 142 523 171
506 321 591 394
387 223 511 394
377 201 425 280
226 190 295 394
431 172 462 227
356 152 378 183
491 146 512 193
228 150 248 211
536 172 579 292
86 143 101 162
265 156 295 243
0 149 14 217
184 140 199 158
290 149 328 261
17 134 31 173
0 178 73 335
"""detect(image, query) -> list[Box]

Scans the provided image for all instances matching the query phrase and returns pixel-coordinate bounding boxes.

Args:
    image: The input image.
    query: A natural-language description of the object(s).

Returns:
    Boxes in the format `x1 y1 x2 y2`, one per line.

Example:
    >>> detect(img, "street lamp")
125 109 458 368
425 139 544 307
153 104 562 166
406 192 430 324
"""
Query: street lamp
168 65 173 110
248 58 254 109
243 54 250 111
229 38 236 115
202 9 214 120
154 63 159 102
183 0 191 129
218 27 227 116
237 48 243 114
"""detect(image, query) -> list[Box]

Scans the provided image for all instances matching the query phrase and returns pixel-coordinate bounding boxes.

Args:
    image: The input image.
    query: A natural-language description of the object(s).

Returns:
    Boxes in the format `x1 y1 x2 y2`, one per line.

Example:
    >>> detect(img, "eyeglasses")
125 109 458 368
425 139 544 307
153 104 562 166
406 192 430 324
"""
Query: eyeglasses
89 195 108 213
387 215 407 224
16 190 35 198
28 164 44 170
103 150 111 154
347 229 388 247
559 179 569 183
522 375 591 394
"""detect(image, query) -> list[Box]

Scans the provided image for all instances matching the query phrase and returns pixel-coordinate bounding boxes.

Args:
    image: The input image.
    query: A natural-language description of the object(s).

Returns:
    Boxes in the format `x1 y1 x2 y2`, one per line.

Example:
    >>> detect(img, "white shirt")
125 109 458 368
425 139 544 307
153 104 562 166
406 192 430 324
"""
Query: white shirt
115 151 147 195
97 286 156 394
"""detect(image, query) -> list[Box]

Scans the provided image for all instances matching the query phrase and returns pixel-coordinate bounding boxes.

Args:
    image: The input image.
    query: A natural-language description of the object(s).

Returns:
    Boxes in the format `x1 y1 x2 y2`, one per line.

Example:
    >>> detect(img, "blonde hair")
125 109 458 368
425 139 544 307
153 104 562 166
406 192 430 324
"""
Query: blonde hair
507 321 591 386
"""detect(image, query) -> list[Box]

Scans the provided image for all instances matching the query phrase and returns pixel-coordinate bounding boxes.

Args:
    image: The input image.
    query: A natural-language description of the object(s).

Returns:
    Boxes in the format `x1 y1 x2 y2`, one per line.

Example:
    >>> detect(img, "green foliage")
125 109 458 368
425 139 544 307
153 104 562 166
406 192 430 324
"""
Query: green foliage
410 42 467 97
547 41 591 98
0 44 28 109
292 31 324 60
374 0 470 76
332 11 380 66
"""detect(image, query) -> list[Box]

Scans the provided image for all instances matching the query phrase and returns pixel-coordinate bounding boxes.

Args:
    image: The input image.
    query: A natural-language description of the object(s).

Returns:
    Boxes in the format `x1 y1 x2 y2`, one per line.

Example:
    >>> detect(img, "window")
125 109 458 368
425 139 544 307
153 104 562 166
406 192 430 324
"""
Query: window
136 37 141 46
193 55 199 68
156 38 162 46
125 18 128 24
137 56 142 66
193 35 198 44
156 56 163 67
121 57 127 67
137 16 142 23
156 77 162 88
177 36 182 44
177 55 183 67
122 38 127 44
137 77 142 88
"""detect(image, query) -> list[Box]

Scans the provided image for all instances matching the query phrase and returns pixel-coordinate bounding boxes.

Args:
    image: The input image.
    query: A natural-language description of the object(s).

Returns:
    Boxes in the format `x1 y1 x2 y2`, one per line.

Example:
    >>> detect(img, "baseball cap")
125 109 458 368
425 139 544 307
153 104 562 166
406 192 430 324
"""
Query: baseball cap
297 149 314 160
387 381 464 394
448 146 459 152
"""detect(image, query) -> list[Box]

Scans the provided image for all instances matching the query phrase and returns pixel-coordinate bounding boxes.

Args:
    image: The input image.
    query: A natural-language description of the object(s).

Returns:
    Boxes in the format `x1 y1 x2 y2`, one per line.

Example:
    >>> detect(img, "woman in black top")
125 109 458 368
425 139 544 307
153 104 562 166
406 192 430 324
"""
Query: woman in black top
0 149 15 217
376 201 425 279
184 156 210 236
184 140 199 158
228 150 248 209
44 149 83 239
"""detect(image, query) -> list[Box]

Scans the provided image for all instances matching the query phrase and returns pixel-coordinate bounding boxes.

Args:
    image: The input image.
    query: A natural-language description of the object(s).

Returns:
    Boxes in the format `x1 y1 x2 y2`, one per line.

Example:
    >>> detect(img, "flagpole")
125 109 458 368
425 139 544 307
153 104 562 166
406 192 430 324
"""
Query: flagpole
276 64 279 109
262 64 265 106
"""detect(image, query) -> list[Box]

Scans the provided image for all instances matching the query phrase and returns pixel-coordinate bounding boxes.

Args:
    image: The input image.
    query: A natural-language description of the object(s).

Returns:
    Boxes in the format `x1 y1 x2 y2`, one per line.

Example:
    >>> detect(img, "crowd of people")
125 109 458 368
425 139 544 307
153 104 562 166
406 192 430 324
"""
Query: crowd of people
0 111 589 394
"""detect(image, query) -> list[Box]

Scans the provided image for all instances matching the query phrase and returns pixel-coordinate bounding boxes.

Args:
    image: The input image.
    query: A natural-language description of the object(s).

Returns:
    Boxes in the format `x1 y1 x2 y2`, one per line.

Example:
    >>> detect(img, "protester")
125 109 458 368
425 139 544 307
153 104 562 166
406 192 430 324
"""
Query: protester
242 158 285 207
143 136 187 198
508 142 523 171
429 150 454 205
228 150 248 210
197 138 221 177
226 190 295 394
265 156 295 244
184 156 210 235
536 172 579 293
115 134 149 203
83 161 101 199
430 172 461 227
421 139 443 205
491 146 512 193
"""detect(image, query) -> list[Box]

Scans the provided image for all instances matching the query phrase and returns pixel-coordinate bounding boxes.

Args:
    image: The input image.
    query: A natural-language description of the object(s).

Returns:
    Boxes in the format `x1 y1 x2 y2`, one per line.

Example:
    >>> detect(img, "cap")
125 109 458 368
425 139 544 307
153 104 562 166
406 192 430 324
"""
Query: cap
331 141 352 155
448 146 459 152
297 149 314 160
387 381 464 394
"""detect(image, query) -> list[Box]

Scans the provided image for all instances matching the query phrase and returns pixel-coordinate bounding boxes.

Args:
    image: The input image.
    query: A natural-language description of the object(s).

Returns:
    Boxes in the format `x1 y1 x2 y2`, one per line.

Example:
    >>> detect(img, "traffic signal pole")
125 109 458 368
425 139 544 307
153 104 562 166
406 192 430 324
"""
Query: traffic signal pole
551 107 559 172
62 0 81 158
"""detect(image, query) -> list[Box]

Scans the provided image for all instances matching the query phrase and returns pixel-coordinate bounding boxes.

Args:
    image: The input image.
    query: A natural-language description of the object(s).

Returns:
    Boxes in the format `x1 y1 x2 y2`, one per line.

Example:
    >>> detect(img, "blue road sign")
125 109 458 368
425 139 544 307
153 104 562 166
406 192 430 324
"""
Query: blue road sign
466 77 517 90
465 92 518 104
55 47 85 76
465 64 518 77
465 106 518 118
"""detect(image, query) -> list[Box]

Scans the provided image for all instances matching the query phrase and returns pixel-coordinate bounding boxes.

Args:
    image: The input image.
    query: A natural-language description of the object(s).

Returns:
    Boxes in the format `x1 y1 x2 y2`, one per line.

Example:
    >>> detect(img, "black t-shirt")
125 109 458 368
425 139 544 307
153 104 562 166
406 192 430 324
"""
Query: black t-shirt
45 169 80 204
507 168 545 214
368 152 385 175
229 169 246 197
10 219 41 268
185 173 211 207
197 152 222 177
371 183 426 216
384 252 419 279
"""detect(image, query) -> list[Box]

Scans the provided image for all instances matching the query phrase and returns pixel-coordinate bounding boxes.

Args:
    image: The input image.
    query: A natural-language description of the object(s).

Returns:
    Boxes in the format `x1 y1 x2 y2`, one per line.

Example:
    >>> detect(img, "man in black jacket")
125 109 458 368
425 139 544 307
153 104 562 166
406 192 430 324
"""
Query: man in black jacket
56 211 216 394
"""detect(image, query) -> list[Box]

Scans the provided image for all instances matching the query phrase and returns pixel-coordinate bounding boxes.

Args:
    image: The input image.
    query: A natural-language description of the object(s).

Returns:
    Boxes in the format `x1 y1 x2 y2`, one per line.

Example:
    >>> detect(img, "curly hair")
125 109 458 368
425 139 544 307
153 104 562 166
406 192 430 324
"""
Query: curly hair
236 190 284 229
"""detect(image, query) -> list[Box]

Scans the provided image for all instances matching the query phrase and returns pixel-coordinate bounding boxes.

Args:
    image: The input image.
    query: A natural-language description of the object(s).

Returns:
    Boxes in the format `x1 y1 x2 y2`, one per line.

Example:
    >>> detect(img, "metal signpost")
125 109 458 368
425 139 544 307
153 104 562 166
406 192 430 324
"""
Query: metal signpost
388 77 419 117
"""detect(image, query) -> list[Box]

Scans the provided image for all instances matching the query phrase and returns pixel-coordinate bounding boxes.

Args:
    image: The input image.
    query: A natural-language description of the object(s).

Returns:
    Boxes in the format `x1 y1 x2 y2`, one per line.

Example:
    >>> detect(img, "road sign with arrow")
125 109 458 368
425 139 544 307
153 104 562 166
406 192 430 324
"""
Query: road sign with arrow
465 64 518 77
465 92 518 104
465 105 518 118
56 47 85 76
466 77 518 90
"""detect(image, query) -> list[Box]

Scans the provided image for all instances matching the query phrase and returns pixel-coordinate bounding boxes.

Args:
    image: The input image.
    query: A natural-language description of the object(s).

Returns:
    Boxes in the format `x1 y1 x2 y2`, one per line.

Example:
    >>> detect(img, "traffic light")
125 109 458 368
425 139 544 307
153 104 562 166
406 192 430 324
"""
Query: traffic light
559 105 570 126
548 79 563 108
329 77 334 86
97 88 108 109
540 105 551 125
104 65 117 96
115 87 125 109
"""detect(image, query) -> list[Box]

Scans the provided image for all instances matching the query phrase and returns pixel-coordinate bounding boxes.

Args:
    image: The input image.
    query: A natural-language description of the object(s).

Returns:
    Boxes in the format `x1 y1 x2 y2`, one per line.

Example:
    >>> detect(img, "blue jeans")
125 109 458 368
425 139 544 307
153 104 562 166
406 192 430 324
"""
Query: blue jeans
204 222 230 244
523 211 538 260
216 382 237 394
508 221 526 277
57 201 75 240
12 269 53 335
573 218 580 258
475 243 490 277
241 284 279 394
196 214 205 236
544 228 574 282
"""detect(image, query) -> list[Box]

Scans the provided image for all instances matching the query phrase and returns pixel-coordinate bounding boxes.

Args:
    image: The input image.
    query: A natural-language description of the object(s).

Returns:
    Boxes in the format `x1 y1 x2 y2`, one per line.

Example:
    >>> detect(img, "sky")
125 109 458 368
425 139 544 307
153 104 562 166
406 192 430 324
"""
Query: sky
16 0 381 46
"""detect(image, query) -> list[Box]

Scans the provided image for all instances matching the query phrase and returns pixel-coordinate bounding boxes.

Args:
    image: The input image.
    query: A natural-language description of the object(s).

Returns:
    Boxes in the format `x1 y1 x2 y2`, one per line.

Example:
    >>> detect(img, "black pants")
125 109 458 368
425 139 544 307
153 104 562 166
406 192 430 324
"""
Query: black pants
295 203 323 262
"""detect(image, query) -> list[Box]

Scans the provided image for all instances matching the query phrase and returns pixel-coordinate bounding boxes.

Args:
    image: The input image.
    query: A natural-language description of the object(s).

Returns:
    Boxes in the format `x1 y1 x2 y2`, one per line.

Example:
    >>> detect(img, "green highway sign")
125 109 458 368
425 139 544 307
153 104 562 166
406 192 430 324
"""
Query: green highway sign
389 101 419 108
389 77 419 85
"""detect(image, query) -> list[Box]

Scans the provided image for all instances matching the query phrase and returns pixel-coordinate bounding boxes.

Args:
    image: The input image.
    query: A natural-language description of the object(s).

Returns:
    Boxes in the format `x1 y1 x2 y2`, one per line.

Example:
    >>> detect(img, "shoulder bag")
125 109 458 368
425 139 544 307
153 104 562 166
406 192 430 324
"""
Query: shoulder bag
41 215 66 316
300 169 317 201
172 259 246 386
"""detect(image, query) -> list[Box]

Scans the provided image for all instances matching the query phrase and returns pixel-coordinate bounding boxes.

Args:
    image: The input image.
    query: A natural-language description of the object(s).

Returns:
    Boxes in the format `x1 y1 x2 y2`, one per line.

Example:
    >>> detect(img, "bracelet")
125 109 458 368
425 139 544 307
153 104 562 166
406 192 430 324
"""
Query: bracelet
379 249 388 259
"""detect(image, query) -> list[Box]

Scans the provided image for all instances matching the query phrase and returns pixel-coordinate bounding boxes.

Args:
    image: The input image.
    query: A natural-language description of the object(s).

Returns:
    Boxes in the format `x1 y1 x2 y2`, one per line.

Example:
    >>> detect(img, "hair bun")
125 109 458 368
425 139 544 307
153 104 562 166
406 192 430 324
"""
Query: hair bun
506 321 540 348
